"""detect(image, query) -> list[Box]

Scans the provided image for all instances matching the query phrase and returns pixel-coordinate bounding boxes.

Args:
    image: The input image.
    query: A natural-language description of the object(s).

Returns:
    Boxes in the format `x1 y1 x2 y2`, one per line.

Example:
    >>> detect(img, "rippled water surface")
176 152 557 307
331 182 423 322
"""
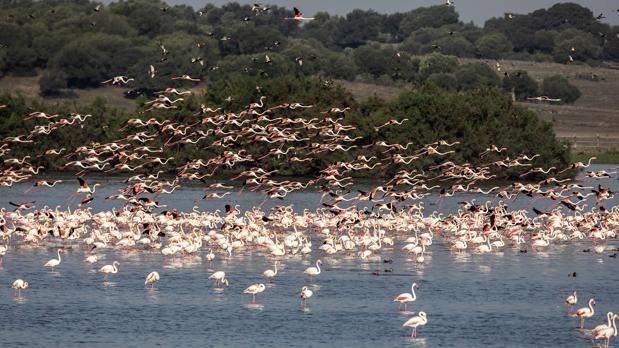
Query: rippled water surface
0 166 618 347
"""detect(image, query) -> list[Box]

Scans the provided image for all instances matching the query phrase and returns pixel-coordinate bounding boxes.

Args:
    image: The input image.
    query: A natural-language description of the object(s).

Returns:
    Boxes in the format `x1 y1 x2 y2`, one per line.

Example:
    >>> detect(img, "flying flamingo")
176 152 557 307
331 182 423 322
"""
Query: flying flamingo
145 271 160 288
286 7 314 20
403 311 428 338
44 249 63 272
394 282 419 311
571 298 595 328
244 283 266 303
99 261 120 282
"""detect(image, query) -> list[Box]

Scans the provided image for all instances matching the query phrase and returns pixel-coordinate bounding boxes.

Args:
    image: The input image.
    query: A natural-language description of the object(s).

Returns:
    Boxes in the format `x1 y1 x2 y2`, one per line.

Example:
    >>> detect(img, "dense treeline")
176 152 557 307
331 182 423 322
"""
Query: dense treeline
0 76 570 177
0 0 608 101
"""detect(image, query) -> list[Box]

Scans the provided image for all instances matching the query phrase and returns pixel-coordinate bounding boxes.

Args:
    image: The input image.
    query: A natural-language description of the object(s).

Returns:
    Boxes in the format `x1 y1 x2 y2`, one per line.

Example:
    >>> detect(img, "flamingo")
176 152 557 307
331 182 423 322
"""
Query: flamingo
208 271 229 286
44 249 63 271
263 262 278 282
403 311 428 338
571 298 595 328
99 261 119 281
145 271 160 288
304 260 322 280
11 279 29 296
592 312 618 348
286 7 314 20
394 282 419 310
565 290 577 310
244 283 266 303
300 286 313 307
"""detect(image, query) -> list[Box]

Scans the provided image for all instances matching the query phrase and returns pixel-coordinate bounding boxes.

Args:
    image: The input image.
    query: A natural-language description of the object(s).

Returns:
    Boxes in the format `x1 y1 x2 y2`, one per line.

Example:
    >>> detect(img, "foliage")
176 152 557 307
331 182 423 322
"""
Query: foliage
502 70 539 100
541 75 581 103
454 63 500 90
0 0 614 95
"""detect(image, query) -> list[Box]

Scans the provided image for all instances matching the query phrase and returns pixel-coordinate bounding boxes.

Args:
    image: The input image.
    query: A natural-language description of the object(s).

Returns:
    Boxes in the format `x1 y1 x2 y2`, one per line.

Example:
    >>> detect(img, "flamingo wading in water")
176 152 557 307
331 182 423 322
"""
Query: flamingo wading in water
403 311 428 338
394 282 419 311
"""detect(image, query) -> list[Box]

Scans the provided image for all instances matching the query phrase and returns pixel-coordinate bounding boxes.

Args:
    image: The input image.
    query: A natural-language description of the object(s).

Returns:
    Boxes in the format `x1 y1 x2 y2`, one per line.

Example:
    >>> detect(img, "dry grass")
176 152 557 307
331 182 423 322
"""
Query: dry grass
459 58 619 140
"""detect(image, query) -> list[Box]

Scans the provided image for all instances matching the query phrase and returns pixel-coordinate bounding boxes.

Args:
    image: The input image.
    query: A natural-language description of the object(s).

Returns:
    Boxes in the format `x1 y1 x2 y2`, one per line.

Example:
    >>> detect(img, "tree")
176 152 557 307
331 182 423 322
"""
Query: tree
552 29 602 63
426 73 457 90
419 53 458 80
541 75 581 103
454 63 500 90
399 6 459 36
475 32 512 59
39 70 68 96
502 71 539 100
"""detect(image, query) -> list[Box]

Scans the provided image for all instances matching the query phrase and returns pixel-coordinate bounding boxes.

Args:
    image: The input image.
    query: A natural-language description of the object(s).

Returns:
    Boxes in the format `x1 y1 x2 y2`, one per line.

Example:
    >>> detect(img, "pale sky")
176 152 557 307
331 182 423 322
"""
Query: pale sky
126 0 619 25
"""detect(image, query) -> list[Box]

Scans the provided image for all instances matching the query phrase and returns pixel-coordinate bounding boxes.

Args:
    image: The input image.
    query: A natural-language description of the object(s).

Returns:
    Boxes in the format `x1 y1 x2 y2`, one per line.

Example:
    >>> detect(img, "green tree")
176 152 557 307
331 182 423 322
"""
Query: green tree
454 63 500 90
502 71 539 100
475 32 512 59
419 52 458 80
541 75 581 103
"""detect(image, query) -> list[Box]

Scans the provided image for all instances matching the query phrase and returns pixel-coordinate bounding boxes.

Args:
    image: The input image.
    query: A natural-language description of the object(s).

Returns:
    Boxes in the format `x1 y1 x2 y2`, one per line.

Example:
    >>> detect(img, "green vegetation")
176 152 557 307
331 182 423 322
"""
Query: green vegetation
0 0 607 101
541 75 581 103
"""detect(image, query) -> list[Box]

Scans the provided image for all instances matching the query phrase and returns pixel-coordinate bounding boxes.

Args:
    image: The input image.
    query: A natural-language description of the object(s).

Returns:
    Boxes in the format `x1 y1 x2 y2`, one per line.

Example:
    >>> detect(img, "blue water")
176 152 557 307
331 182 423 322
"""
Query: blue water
0 166 618 347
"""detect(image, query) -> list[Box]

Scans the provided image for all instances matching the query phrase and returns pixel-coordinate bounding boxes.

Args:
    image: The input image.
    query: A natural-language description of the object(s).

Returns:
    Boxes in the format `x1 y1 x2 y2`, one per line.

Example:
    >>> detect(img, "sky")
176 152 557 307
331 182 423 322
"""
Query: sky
149 0 619 25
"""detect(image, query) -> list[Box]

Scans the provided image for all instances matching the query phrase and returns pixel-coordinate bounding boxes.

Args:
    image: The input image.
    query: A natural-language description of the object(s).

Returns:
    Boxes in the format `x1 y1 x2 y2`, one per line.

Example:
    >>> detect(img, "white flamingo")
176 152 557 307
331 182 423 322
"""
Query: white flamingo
394 282 419 310
403 311 428 338
99 261 119 281
44 249 63 271
145 271 160 288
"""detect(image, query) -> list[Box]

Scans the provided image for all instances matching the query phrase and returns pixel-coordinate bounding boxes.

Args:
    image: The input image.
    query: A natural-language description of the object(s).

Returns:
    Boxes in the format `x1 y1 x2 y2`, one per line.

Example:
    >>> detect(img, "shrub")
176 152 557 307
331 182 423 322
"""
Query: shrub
502 70 539 100
541 75 581 103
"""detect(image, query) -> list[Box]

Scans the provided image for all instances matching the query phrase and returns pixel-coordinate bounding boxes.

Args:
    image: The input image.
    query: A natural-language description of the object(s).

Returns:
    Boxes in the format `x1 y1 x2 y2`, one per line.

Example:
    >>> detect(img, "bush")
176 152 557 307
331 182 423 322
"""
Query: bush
419 52 459 79
454 63 500 90
39 70 68 96
475 32 512 59
541 75 581 103
426 73 457 90
502 70 539 100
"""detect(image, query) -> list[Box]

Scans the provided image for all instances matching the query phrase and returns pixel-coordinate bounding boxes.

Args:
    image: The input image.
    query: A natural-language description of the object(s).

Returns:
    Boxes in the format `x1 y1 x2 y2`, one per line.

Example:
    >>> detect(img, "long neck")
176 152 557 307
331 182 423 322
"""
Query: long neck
411 284 416 300
274 264 278 275
316 262 321 273
612 315 617 336
589 300 595 314
57 250 61 262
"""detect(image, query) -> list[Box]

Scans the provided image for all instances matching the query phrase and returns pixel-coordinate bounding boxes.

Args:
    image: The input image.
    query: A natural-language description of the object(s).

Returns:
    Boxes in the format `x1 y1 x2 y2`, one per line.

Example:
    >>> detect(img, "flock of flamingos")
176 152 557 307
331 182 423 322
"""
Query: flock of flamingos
0 0 618 345
0 71 618 344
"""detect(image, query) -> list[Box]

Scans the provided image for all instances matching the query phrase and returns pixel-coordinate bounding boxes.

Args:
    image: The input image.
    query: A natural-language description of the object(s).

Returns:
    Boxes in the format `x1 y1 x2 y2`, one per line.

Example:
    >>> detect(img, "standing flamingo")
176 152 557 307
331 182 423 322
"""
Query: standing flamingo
263 262 278 282
592 313 617 348
304 260 322 280
565 290 577 311
244 283 266 303
11 279 29 297
99 261 119 281
394 282 419 311
300 286 313 307
44 249 63 271
571 298 595 328
208 271 229 287
403 311 428 338
145 271 160 288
